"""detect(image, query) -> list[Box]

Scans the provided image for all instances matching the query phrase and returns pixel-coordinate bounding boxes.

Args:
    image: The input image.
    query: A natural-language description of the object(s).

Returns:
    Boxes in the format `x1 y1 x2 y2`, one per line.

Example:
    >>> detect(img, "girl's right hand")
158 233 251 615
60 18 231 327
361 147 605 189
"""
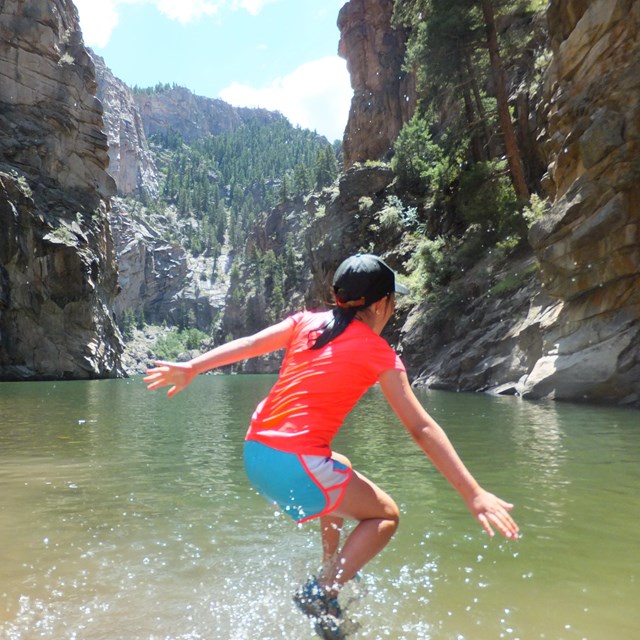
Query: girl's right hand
144 361 196 397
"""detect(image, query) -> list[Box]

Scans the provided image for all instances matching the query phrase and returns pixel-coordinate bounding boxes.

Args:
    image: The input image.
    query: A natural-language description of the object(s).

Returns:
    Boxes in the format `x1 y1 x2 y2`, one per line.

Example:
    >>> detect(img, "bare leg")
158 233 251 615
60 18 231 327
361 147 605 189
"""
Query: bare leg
320 514 343 568
319 468 399 592
319 452 348 573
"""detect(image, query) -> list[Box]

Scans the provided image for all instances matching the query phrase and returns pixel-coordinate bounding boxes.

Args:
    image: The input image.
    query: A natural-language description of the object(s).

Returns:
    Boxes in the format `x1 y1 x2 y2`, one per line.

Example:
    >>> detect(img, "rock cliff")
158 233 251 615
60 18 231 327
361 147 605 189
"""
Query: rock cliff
403 0 640 406
0 0 123 379
93 74 234 336
109 199 188 325
92 52 159 198
109 196 231 336
338 0 416 169
220 162 408 358
216 0 638 406
1 0 637 406
522 0 640 403
134 86 288 144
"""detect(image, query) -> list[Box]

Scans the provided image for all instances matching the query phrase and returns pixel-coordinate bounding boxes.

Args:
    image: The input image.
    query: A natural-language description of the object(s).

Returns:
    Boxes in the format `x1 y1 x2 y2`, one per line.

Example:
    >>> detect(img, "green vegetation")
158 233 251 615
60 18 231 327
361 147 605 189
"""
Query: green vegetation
377 195 421 234
151 117 338 255
153 328 210 360
117 100 339 339
522 193 549 228
131 82 182 95
392 0 547 297
487 261 538 297
224 244 304 338
119 309 145 342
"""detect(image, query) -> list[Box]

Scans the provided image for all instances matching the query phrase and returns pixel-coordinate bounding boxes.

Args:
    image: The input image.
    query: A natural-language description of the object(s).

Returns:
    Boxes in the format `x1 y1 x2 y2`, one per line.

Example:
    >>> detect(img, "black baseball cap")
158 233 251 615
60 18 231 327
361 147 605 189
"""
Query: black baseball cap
332 254 409 308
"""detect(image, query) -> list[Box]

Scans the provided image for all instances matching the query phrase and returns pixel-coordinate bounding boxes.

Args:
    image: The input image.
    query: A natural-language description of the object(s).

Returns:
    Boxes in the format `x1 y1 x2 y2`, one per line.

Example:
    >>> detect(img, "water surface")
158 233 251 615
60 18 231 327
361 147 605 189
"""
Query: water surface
1 376 638 639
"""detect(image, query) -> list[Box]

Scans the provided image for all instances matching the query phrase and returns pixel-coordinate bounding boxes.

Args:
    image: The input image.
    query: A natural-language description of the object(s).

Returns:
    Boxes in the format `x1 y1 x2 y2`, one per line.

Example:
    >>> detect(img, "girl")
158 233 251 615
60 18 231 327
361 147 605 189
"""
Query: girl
144 254 519 639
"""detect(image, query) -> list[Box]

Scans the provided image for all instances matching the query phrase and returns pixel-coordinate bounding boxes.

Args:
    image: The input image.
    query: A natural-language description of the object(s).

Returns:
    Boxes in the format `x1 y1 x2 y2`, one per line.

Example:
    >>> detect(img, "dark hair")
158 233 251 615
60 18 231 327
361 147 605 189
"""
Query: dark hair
310 294 396 350
309 307 358 351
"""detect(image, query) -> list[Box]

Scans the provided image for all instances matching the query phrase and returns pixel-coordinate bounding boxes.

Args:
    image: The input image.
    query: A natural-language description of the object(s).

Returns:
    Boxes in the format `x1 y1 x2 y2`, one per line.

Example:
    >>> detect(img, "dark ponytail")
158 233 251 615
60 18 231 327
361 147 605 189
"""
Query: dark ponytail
309 307 358 350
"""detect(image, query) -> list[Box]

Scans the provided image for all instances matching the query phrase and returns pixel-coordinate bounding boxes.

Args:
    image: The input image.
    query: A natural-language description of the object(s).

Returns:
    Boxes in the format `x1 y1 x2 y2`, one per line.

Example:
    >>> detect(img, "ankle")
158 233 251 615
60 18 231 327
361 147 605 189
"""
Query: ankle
317 576 340 597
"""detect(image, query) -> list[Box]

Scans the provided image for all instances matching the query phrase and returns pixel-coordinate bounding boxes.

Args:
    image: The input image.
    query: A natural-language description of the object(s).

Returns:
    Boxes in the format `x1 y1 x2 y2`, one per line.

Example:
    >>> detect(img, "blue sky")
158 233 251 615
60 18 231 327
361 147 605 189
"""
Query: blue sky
74 0 352 141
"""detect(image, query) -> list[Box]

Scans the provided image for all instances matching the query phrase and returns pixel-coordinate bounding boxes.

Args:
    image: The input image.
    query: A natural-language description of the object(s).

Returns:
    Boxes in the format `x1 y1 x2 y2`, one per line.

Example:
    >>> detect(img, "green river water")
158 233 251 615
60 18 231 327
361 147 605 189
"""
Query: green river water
0 376 638 640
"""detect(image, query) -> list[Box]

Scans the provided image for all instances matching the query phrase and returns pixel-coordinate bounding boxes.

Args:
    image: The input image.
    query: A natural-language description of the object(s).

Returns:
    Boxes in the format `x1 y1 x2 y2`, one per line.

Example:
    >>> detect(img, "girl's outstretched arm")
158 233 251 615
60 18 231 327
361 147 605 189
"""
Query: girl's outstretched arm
144 318 294 397
379 369 519 540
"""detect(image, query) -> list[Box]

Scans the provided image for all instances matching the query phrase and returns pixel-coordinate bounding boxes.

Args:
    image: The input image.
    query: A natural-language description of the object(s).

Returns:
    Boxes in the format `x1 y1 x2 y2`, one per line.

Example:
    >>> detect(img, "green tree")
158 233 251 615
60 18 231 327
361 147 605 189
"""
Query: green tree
293 162 313 195
120 309 135 341
279 174 291 203
395 0 532 198
479 0 529 199
315 146 339 190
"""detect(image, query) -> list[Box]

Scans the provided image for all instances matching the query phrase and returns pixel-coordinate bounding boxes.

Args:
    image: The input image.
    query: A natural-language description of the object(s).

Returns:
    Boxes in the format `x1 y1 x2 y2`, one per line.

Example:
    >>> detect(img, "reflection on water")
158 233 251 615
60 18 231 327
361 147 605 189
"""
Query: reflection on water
1 377 639 639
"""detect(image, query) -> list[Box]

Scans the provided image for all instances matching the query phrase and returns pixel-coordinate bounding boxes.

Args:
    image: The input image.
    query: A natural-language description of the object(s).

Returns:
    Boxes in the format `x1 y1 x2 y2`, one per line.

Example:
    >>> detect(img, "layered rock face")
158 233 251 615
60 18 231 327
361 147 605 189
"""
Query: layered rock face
400 0 639 407
92 65 243 340
110 200 187 325
91 53 194 339
521 0 640 403
338 0 416 169
92 52 159 198
134 86 286 144
0 0 123 379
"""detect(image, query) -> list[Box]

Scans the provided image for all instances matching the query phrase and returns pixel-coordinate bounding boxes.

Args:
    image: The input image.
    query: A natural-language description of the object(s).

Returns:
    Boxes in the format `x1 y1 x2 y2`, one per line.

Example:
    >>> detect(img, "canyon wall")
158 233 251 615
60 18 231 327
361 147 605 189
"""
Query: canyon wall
403 0 640 406
0 0 637 405
0 0 123 379
521 0 640 402
92 52 159 198
134 86 288 144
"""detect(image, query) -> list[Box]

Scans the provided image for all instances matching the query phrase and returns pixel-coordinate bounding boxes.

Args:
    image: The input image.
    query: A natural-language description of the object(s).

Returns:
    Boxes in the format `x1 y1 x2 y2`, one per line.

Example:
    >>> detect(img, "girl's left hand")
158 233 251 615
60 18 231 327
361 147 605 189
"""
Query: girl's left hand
467 490 519 539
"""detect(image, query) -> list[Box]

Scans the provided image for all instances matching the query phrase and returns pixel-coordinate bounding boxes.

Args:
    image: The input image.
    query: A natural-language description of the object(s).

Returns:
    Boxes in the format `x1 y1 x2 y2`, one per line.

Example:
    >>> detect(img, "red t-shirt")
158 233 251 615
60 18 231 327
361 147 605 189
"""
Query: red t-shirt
245 310 405 456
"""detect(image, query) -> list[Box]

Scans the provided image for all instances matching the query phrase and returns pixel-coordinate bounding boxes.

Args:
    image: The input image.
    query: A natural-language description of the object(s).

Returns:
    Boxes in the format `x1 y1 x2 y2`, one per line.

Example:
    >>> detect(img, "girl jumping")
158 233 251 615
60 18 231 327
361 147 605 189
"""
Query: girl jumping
144 254 519 639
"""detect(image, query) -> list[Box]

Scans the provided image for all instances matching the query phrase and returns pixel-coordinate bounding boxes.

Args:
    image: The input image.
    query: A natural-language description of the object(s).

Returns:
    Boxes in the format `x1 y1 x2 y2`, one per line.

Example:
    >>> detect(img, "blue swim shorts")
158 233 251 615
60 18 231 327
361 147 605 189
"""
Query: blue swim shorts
243 440 352 523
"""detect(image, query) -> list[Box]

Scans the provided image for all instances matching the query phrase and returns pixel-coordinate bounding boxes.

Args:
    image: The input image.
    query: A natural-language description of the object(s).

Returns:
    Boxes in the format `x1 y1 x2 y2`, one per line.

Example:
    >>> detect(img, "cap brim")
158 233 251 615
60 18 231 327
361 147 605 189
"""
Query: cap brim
394 282 409 295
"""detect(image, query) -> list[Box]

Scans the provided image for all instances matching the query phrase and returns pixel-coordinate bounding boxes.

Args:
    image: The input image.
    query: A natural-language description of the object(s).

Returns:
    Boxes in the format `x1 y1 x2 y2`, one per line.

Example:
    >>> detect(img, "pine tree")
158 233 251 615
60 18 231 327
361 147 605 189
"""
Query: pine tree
315 146 339 190
479 0 529 199
396 0 531 199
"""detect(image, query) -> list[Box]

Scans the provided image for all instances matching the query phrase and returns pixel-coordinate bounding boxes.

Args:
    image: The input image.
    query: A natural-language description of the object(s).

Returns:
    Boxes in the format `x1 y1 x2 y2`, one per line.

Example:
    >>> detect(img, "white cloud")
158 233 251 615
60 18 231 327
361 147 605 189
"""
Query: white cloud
74 0 121 48
219 56 352 141
73 0 352 139
74 0 263 47
156 0 222 23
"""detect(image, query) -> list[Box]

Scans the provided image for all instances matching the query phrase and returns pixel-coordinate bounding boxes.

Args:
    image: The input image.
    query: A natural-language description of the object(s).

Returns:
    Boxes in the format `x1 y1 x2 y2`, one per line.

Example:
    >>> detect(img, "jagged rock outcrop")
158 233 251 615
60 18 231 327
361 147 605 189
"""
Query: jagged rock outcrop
0 0 123 380
92 52 159 198
220 163 405 370
134 86 287 144
338 0 416 169
304 164 401 304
